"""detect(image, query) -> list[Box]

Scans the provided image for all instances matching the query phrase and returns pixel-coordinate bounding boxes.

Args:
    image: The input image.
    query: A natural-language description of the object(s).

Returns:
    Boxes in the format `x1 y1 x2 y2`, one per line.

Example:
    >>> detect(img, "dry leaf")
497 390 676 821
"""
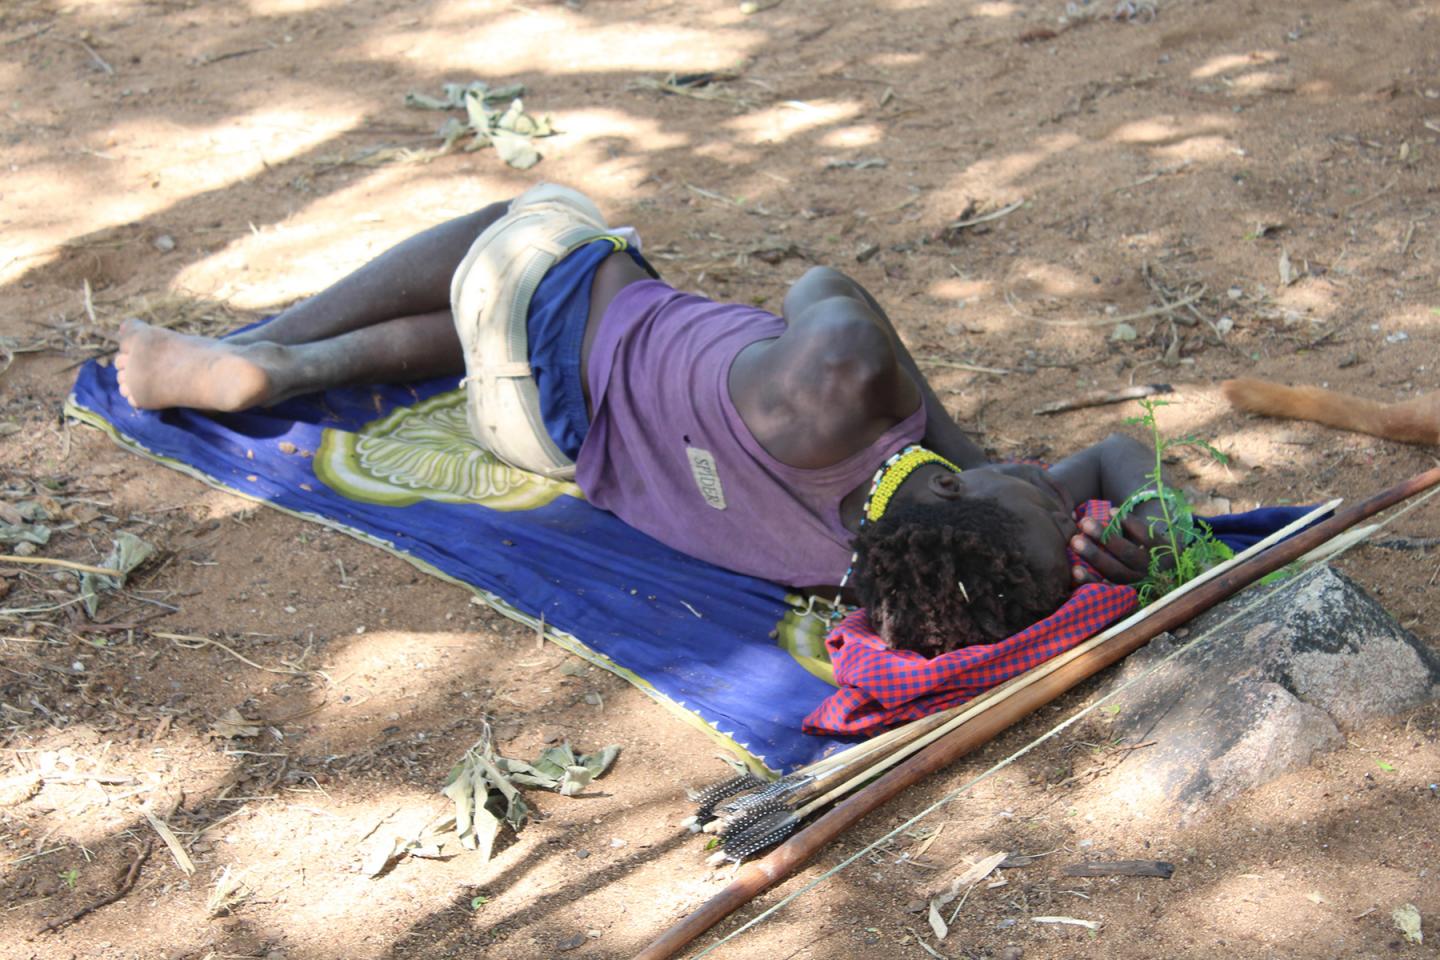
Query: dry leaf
206 865 252 917
1393 903 1422 944
493 131 540 170
954 851 1009 888
928 899 949 940
79 531 156 616
210 708 261 739
1032 916 1102 931
1279 248 1295 286
361 832 407 878
144 809 196 875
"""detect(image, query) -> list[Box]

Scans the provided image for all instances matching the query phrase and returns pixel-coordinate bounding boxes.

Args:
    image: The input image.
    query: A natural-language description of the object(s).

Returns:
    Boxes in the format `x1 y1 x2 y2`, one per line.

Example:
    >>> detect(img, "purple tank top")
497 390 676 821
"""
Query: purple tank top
575 280 927 587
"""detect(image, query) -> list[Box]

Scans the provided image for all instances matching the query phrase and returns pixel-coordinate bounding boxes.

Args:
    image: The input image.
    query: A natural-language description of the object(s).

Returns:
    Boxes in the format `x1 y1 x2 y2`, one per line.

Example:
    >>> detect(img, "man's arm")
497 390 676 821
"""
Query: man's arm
781 267 990 468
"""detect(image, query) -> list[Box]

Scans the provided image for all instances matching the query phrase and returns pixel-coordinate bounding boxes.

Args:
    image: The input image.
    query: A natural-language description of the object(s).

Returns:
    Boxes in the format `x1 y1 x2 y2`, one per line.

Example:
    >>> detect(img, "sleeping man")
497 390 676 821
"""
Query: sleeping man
114 183 1170 656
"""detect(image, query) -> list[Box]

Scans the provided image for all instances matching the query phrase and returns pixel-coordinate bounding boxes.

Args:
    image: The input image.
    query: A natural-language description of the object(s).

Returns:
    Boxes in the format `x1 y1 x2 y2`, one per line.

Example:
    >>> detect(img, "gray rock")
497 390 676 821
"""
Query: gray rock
1084 564 1438 823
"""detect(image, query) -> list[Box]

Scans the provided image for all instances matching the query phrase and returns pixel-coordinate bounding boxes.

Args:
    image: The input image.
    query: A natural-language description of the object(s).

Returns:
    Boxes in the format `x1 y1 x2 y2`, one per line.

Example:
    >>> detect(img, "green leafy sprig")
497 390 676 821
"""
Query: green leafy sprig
1105 399 1234 605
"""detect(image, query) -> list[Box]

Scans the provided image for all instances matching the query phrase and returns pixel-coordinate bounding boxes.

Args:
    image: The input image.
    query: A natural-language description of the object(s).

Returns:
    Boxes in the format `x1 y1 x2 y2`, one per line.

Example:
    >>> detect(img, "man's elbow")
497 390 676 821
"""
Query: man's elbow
1101 432 1147 455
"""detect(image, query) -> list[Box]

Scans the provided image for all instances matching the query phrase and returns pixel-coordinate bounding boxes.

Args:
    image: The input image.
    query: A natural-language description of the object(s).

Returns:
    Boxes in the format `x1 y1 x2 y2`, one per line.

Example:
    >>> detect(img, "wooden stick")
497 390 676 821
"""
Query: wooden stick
1063 859 1173 879
946 199 1025 230
0 555 123 576
635 466 1440 960
33 841 151 937
1033 383 1172 416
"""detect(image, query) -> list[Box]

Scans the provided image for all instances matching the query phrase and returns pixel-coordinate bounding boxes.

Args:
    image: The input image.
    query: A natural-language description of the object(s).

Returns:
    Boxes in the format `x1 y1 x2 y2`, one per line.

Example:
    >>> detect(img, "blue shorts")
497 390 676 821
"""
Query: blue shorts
526 238 655 460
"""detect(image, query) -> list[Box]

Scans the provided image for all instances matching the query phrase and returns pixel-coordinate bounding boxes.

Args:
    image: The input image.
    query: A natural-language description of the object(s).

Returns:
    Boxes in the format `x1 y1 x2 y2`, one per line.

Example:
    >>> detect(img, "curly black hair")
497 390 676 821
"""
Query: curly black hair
850 498 1069 658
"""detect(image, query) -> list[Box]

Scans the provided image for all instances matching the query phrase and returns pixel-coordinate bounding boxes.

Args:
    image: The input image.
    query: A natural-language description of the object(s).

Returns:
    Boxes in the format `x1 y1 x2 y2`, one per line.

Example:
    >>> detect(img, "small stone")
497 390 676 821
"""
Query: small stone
278 441 297 454
283 605 297 614
556 932 586 951
153 234 176 253
575 849 590 859
13 542 36 557
609 837 626 848
999 947 1025 960
586 930 602 939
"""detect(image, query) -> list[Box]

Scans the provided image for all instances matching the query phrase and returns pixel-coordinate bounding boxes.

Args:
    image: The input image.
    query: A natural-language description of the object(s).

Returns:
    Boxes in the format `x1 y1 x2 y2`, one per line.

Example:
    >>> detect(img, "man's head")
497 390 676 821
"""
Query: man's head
850 468 1078 656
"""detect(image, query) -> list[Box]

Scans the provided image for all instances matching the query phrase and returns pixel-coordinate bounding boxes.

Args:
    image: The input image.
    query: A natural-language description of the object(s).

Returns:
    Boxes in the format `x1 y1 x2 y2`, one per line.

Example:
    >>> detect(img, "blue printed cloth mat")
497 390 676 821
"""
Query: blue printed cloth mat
68 354 1313 773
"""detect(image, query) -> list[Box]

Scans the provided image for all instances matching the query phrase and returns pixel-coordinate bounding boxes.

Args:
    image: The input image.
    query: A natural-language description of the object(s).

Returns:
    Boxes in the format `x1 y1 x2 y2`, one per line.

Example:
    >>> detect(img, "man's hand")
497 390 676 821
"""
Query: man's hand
1070 515 1164 586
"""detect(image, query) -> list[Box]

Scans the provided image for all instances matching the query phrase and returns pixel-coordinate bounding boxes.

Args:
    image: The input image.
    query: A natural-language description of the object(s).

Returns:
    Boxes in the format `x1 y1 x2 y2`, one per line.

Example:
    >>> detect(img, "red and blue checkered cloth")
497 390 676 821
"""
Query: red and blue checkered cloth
802 500 1138 737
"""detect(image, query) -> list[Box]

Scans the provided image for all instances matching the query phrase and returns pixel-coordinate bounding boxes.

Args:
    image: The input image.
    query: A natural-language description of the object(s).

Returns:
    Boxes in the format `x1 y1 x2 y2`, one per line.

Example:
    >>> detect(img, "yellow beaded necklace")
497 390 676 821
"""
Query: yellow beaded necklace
864 447 962 523
828 444 962 619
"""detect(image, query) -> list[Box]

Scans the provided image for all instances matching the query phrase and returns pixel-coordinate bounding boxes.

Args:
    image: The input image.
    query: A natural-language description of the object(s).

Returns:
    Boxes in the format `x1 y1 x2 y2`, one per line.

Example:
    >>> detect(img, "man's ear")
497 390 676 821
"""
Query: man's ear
928 471 963 500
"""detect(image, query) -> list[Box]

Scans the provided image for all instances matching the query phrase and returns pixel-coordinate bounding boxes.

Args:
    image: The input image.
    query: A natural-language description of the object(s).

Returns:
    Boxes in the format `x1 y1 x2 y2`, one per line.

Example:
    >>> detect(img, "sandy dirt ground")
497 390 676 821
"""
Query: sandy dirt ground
2 0 1439 957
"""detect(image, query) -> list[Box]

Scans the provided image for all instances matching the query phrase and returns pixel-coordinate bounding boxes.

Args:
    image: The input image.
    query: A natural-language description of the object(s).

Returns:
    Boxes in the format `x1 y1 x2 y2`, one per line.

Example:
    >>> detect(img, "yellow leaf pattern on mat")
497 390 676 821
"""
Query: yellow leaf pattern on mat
313 390 581 510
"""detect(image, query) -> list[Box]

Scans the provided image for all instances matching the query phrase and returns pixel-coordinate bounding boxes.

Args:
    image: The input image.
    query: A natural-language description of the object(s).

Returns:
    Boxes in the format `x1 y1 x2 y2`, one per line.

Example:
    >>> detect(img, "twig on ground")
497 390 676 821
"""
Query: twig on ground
34 841 151 936
4 23 54 46
157 632 318 677
916 357 1011 376
1344 177 1397 213
1399 220 1417 256
0 555 123 576
1370 536 1440 551
1033 384 1172 416
70 37 114 75
944 199 1025 231
1037 290 1206 327
1111 161 1191 193
685 183 744 206
82 279 98 324
195 45 273 66
910 932 949 959
1062 859 1174 878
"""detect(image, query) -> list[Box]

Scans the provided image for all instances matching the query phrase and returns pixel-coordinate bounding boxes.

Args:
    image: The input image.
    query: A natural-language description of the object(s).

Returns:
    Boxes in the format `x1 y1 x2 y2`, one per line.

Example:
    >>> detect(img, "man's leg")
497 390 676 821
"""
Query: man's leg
113 199 517 411
115 310 462 412
228 201 511 346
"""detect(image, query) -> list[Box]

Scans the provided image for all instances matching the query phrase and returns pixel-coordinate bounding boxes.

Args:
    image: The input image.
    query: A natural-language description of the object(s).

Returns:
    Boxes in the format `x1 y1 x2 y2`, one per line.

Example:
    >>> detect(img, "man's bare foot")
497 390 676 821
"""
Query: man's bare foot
115 319 275 412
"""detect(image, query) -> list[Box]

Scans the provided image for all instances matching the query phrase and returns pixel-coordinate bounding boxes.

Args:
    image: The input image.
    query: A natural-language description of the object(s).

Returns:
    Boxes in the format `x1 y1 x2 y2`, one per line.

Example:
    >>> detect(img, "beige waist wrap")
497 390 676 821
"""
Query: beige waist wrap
449 183 613 479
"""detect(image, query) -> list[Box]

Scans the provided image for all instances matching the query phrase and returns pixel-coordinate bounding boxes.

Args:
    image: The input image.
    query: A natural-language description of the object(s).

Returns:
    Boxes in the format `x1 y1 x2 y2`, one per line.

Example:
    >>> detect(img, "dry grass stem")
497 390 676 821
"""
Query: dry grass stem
1038 289 1206 327
157 632 323 678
